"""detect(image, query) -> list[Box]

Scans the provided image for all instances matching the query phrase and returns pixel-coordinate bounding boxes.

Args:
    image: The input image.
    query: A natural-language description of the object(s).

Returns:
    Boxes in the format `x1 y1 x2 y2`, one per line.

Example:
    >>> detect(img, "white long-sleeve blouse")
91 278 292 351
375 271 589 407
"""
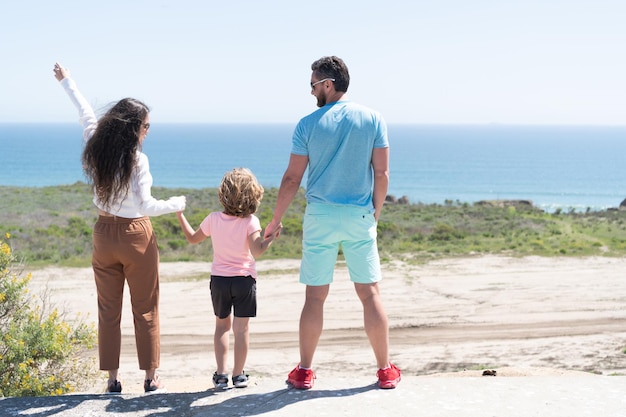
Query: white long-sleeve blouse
60 77 184 218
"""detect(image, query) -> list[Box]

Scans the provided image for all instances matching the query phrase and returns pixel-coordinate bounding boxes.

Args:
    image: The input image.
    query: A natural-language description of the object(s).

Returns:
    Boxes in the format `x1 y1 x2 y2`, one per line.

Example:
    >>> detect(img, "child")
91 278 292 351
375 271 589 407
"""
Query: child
177 168 280 389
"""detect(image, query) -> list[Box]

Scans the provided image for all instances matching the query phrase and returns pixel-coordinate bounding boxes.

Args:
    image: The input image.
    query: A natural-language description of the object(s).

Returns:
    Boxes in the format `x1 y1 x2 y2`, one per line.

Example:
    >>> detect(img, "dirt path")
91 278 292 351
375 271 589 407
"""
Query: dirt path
29 255 626 393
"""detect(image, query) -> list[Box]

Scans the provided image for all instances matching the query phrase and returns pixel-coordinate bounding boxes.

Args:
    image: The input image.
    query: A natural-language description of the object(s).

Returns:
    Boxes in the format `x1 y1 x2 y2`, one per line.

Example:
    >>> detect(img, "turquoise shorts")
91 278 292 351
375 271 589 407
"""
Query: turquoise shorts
300 203 382 286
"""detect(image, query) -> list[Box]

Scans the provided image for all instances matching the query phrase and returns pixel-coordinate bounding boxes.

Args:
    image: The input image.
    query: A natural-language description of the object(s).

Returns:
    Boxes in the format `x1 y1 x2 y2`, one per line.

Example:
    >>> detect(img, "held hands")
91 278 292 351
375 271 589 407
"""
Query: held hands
264 219 283 240
53 62 70 82
261 223 282 253
170 196 186 211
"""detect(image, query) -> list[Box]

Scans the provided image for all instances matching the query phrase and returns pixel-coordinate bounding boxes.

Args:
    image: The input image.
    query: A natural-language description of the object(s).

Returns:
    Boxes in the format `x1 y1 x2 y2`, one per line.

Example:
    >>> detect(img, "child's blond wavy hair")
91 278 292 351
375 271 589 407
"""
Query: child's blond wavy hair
218 168 264 218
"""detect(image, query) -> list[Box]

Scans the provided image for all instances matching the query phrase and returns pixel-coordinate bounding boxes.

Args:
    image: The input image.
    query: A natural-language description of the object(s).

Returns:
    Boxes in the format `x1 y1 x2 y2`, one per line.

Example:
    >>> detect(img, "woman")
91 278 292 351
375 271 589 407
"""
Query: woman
53 62 186 394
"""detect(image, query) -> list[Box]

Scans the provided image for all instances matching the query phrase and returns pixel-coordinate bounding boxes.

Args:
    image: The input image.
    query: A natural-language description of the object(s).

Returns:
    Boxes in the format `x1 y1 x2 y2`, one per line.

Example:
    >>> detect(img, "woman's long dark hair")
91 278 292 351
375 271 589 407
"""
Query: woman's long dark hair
82 98 150 211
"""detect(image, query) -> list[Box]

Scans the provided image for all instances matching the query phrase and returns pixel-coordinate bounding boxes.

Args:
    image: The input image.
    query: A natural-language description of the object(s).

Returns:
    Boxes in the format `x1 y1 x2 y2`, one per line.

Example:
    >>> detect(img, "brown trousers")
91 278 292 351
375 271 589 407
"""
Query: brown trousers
92 215 160 371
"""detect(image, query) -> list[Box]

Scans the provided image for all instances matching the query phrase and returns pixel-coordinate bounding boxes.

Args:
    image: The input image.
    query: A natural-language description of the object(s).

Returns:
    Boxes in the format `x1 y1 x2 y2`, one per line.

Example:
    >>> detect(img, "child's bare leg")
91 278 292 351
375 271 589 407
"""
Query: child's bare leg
232 316 250 376
214 316 231 374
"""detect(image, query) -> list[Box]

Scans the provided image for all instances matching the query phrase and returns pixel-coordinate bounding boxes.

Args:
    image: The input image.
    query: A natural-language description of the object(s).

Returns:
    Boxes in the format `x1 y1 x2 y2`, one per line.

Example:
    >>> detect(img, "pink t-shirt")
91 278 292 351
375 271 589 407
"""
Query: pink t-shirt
200 212 261 278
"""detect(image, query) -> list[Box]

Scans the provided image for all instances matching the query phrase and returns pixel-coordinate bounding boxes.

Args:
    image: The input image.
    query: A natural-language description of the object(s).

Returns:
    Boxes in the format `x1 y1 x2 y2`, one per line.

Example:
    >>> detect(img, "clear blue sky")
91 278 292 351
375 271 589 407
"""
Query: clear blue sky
1 0 624 125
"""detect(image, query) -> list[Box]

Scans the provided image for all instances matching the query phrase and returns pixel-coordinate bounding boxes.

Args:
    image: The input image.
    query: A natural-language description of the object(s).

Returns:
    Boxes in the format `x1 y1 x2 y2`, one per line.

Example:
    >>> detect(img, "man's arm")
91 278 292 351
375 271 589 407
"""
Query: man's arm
265 154 308 238
371 147 389 221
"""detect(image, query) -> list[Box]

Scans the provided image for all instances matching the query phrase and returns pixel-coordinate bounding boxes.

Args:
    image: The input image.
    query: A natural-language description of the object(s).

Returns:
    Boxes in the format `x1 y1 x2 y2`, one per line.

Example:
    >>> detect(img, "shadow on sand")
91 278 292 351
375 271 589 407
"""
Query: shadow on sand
0 382 378 417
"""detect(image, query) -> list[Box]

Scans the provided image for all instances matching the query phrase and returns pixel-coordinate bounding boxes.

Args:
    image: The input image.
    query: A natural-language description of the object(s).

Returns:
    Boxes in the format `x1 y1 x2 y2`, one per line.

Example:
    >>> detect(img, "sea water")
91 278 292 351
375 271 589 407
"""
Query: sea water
1 123 624 212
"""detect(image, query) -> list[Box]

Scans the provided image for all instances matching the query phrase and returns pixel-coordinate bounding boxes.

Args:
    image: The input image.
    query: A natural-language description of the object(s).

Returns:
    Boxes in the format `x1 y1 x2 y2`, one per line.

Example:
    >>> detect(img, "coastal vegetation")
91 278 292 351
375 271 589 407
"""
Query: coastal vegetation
2 182 626 267
0 234 97 396
2 184 626 396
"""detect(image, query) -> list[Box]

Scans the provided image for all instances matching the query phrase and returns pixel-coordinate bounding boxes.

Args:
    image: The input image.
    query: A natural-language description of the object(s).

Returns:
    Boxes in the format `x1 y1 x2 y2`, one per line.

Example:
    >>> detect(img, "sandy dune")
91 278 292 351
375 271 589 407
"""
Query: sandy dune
29 255 626 394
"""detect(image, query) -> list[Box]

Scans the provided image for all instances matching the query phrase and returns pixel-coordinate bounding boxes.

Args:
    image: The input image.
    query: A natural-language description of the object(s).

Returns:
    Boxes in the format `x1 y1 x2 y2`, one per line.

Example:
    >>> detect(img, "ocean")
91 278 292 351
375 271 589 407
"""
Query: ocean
1 123 625 212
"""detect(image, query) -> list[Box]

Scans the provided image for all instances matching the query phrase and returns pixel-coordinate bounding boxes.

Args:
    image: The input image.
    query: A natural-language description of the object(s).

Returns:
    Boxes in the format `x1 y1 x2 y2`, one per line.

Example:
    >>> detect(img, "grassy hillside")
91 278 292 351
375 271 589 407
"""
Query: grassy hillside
2 183 626 267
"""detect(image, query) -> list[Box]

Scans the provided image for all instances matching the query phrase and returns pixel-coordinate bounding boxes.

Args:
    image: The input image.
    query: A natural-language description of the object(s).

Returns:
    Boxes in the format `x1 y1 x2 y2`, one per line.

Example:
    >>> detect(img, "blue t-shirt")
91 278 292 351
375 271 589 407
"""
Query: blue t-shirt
291 100 389 209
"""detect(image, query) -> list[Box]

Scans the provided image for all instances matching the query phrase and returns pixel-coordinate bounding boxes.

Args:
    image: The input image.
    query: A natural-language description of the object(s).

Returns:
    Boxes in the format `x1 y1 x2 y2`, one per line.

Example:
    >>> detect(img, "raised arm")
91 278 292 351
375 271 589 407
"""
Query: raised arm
52 62 98 142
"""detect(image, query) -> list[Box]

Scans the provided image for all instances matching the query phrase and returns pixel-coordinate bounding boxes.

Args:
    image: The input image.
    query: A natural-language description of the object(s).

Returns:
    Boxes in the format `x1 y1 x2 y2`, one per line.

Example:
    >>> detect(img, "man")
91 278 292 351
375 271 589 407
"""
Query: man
265 56 401 390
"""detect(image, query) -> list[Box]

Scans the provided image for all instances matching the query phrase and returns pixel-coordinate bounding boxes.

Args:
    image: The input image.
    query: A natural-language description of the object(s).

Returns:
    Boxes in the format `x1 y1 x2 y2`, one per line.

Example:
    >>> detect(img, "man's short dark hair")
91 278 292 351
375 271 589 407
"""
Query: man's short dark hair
311 56 350 92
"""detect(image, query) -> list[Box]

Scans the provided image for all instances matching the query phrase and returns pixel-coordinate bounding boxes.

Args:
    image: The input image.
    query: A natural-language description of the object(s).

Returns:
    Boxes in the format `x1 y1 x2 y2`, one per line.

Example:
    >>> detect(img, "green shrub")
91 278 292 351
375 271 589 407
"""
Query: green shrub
429 223 466 241
6 184 626 265
0 234 97 397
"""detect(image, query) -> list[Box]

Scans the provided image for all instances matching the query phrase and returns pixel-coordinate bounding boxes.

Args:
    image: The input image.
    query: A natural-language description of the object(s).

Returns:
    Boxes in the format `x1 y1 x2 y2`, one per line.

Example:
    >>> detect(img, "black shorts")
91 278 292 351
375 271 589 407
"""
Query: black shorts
210 275 257 319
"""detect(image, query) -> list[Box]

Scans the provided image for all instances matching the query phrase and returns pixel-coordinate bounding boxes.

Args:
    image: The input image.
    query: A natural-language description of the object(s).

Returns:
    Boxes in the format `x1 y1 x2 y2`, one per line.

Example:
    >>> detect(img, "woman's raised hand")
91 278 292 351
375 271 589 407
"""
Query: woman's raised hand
53 62 71 82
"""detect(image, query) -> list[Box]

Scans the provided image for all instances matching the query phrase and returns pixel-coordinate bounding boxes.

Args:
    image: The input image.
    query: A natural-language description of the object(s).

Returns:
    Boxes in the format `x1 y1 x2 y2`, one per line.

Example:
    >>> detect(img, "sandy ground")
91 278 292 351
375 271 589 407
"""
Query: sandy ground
27 255 626 394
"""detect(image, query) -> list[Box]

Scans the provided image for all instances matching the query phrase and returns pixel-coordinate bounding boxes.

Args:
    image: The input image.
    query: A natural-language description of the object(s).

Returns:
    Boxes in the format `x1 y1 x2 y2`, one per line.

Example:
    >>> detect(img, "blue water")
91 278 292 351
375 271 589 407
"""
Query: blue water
1 123 625 212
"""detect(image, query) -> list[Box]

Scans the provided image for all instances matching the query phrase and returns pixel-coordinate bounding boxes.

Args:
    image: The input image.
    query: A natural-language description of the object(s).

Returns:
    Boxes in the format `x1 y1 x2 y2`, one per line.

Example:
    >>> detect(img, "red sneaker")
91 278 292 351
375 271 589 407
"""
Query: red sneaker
287 365 315 389
377 363 401 389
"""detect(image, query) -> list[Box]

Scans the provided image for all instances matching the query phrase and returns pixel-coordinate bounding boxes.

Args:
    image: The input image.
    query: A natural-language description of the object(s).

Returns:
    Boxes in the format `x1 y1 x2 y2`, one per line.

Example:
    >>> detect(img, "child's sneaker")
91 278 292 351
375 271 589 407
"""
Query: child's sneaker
377 363 401 389
213 372 229 389
232 372 249 388
144 375 167 394
105 379 122 394
287 365 315 390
